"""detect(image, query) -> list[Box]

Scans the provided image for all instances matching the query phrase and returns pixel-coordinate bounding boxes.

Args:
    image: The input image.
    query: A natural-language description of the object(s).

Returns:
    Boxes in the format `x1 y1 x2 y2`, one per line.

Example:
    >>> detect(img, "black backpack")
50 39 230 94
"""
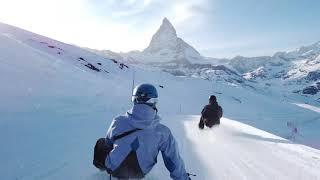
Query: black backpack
93 128 144 178
202 105 223 127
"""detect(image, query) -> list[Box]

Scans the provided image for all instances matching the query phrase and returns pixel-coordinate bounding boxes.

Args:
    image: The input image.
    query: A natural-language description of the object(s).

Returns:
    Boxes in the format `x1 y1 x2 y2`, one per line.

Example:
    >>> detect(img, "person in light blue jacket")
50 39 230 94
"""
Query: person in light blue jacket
104 83 189 180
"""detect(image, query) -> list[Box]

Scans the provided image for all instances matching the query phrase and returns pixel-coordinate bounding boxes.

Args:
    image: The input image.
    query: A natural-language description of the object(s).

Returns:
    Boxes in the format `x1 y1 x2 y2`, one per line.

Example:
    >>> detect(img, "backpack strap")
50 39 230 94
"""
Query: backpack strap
112 128 142 142
109 128 145 178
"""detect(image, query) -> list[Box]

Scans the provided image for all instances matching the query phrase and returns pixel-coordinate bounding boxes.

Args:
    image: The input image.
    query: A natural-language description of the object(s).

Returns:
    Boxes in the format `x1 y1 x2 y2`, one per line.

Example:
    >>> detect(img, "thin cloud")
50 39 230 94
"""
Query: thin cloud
109 0 153 18
170 0 209 25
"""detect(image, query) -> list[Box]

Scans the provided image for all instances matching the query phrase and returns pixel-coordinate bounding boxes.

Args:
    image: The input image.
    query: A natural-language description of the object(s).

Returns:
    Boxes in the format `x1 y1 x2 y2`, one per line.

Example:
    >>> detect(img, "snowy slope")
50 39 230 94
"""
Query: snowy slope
162 116 320 180
1 22 320 180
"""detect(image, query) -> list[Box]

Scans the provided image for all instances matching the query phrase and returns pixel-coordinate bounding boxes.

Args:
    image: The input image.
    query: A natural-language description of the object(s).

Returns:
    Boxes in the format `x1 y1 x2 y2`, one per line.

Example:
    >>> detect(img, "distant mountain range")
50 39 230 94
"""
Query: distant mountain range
89 18 320 102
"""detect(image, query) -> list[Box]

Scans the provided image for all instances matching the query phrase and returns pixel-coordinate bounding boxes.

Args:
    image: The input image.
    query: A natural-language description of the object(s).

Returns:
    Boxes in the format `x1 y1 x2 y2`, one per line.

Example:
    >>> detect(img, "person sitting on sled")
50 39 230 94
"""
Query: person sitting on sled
94 83 190 180
198 95 223 129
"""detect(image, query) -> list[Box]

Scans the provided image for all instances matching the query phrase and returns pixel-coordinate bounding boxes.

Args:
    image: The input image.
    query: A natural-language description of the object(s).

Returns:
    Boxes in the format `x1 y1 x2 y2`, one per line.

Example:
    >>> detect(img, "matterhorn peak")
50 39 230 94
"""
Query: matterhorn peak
144 18 178 53
159 17 176 36
142 17 202 64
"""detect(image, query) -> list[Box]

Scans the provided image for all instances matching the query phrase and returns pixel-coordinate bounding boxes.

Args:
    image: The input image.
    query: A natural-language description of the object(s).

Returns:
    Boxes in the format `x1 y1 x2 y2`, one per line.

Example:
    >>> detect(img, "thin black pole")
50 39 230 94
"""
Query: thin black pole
131 69 135 98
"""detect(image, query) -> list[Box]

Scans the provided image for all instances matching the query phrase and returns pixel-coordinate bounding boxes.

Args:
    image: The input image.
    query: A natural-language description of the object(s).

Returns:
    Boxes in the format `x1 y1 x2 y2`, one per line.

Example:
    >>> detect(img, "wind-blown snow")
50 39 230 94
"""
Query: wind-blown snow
179 116 320 180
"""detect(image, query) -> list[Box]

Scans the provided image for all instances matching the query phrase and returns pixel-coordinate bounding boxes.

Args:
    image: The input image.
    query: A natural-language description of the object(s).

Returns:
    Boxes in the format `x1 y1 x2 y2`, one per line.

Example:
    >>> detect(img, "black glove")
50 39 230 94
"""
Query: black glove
198 119 204 129
187 172 196 179
93 138 109 171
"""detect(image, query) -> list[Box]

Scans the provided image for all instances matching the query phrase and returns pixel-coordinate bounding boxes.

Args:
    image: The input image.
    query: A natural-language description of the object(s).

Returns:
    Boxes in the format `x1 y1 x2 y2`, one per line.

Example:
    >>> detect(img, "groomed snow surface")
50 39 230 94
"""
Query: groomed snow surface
93 116 320 180
1 22 320 180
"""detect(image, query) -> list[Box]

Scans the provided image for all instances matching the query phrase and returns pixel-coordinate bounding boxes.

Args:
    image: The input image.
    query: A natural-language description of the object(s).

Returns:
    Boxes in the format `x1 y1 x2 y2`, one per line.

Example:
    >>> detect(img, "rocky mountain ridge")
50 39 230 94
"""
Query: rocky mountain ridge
90 18 320 101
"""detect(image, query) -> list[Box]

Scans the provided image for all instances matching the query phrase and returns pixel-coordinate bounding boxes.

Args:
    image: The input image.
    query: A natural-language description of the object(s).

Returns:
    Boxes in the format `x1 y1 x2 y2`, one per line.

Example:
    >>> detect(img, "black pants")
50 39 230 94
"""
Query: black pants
206 118 220 128
200 117 220 128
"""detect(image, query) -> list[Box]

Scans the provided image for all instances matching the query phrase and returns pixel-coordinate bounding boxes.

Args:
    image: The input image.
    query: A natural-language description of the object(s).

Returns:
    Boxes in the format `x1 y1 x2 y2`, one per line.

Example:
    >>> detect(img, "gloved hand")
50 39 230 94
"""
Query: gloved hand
187 172 196 179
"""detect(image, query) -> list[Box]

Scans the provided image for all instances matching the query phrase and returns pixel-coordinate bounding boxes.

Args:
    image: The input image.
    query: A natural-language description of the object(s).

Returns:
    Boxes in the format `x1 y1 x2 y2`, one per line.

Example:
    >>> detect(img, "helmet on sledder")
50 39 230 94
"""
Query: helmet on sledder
132 83 158 108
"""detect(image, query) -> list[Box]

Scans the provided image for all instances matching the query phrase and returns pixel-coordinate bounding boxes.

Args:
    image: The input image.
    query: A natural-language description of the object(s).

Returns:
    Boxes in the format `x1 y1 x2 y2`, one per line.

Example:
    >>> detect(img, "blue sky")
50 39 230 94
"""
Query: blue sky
0 0 319 58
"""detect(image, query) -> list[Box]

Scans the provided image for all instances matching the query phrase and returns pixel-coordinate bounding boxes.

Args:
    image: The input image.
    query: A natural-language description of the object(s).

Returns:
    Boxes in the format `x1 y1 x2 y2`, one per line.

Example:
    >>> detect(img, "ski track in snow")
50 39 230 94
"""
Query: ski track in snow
294 103 320 114
166 116 320 180
86 116 320 180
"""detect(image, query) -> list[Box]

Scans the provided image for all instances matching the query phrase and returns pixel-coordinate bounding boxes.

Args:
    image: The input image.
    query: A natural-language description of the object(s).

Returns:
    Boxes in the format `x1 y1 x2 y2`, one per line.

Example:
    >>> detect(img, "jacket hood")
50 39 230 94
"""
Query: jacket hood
126 104 160 129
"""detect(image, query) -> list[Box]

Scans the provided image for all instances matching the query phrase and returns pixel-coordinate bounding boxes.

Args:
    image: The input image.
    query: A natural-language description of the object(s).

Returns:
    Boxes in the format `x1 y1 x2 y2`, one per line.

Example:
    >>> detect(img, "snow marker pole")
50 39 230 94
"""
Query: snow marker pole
131 69 135 99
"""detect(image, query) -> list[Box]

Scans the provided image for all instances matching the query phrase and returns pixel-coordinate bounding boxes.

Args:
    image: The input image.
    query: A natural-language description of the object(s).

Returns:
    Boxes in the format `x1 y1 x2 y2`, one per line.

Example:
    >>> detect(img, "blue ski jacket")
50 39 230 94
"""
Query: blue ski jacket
105 104 189 180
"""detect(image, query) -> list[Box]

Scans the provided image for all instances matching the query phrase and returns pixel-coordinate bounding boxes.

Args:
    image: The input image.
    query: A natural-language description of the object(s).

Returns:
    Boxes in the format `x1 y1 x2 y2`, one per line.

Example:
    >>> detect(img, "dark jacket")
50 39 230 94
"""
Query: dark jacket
199 102 223 128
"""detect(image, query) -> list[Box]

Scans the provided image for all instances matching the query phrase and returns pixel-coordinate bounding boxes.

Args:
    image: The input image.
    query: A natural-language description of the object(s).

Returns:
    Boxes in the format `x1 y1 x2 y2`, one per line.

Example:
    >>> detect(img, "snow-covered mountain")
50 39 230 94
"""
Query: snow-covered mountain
91 18 320 102
228 41 320 79
90 18 205 65
228 41 320 100
1 21 320 180
141 18 202 64
120 18 244 84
